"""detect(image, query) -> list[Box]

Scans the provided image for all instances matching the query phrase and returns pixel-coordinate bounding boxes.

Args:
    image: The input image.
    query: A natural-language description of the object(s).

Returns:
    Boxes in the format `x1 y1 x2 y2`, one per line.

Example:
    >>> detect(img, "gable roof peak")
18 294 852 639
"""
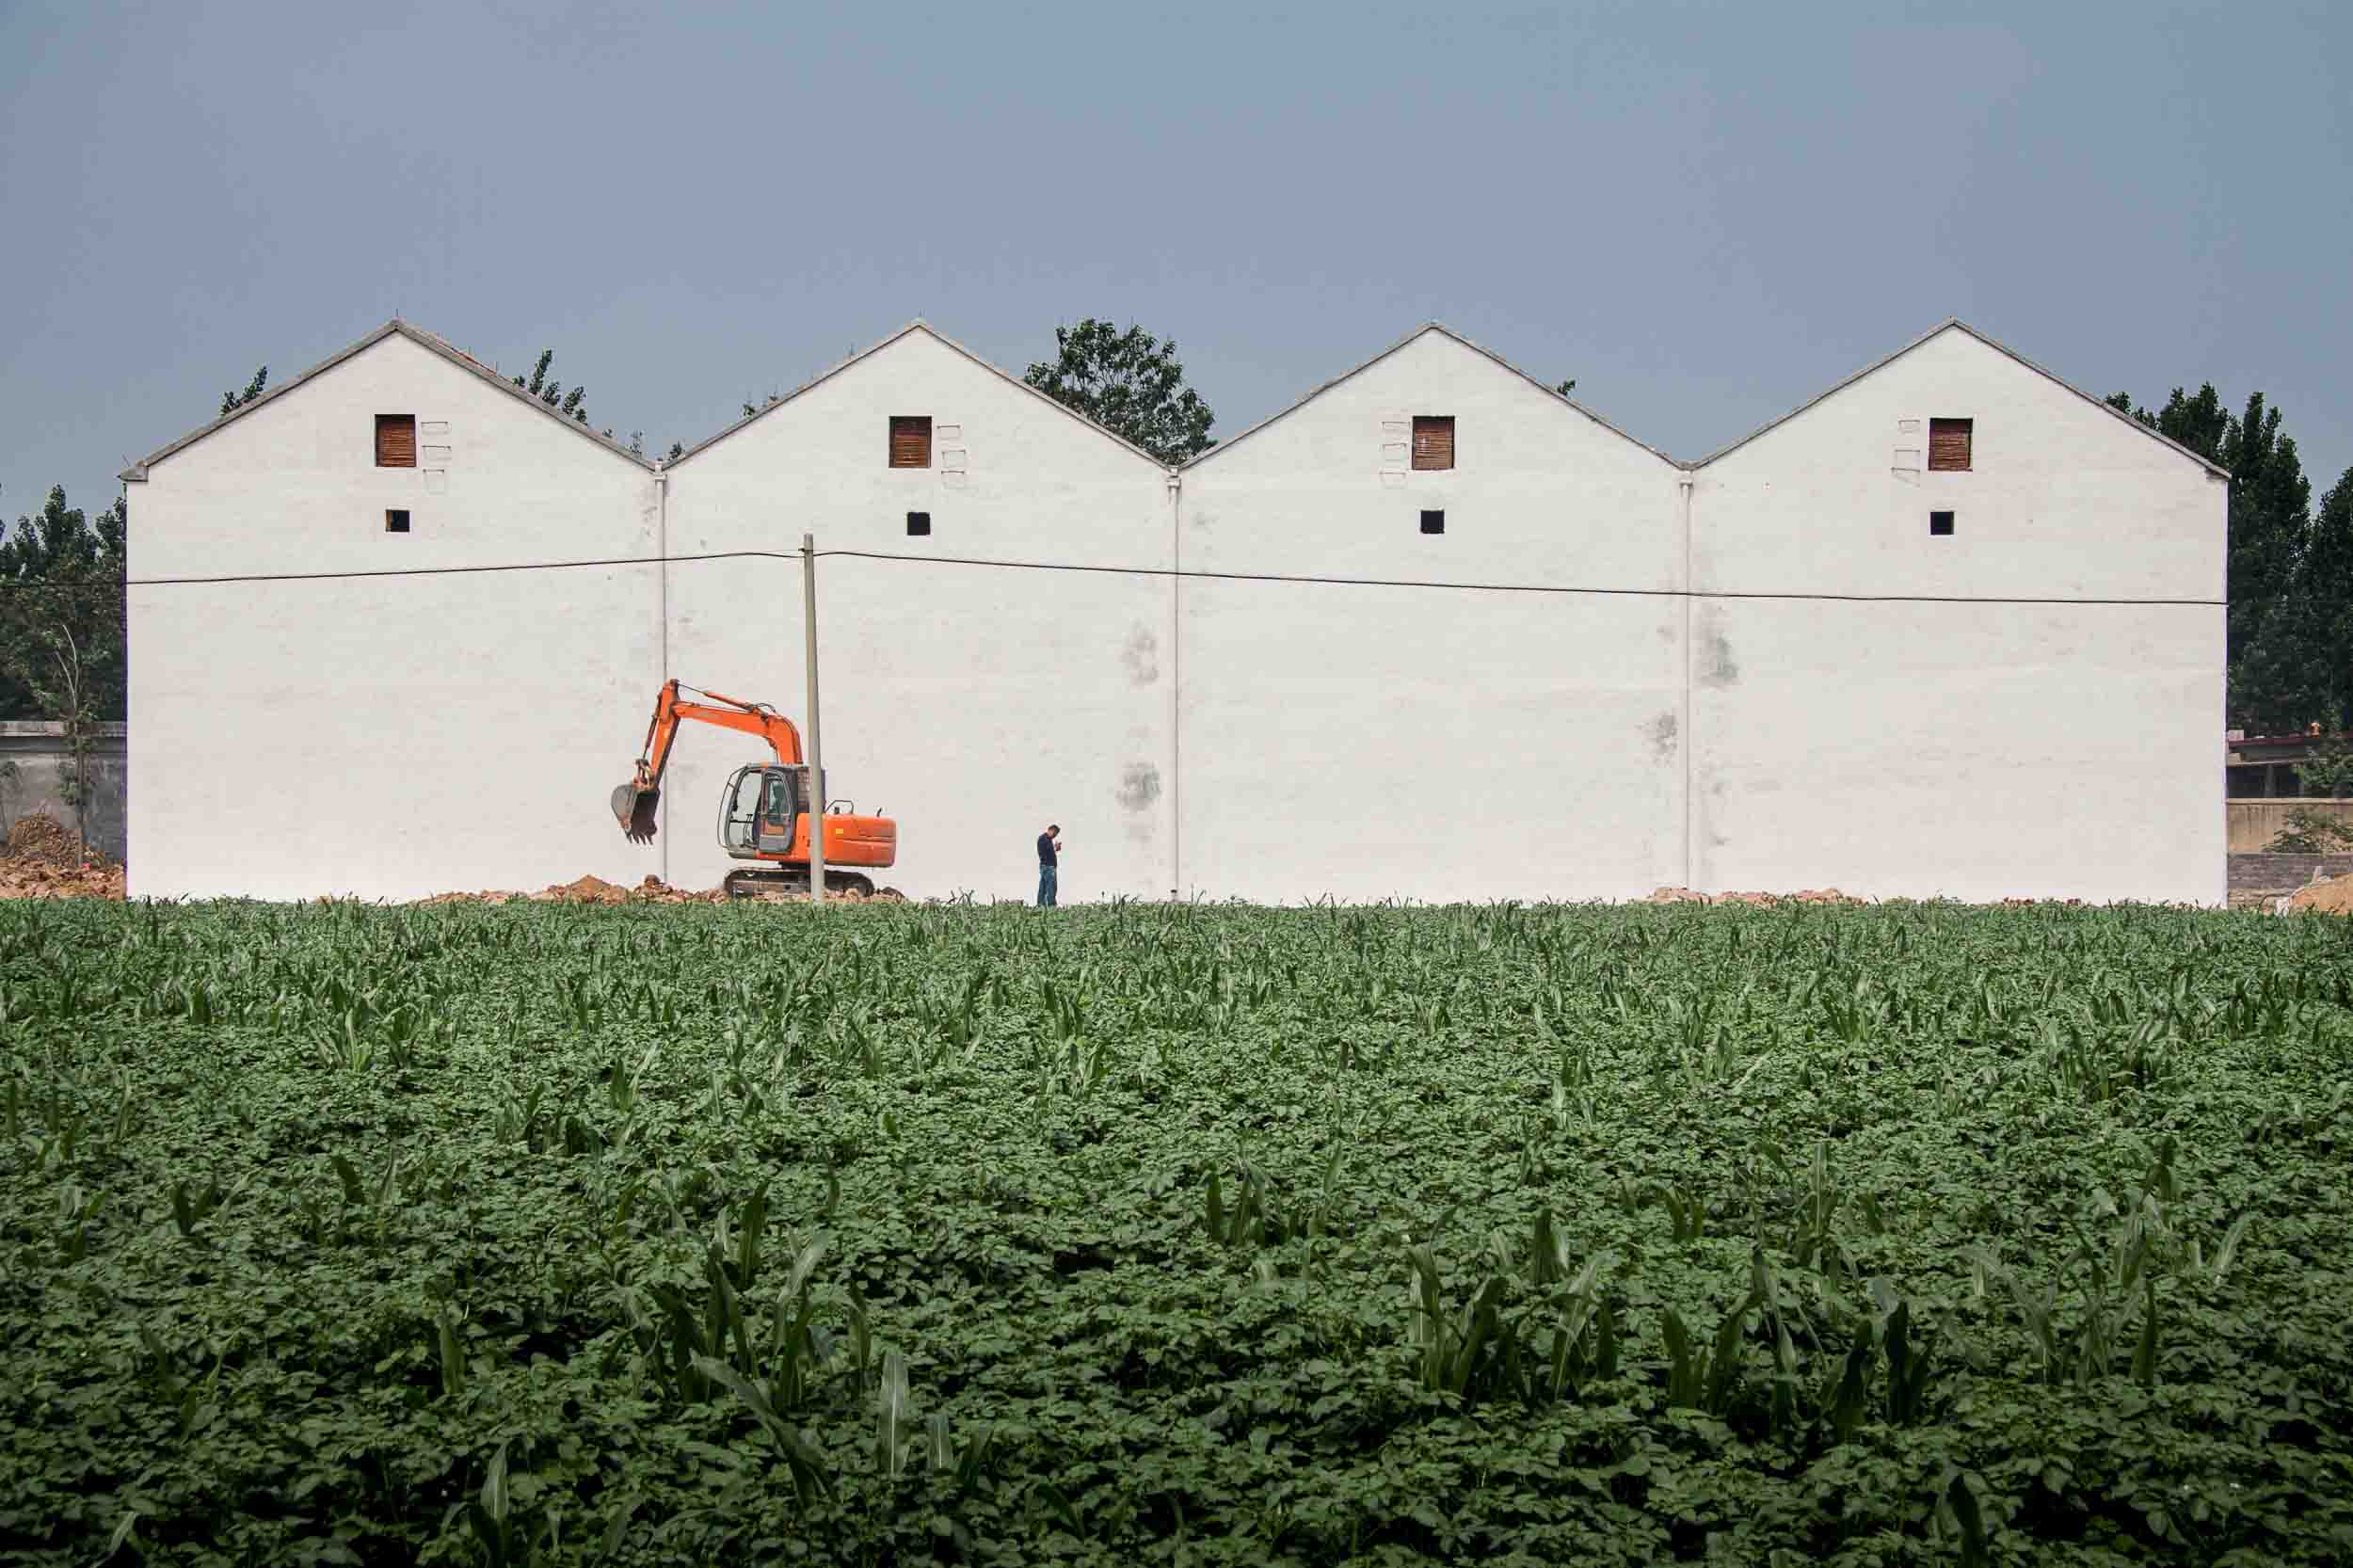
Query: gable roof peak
1689 316 2231 478
121 318 657 481
1181 318 1675 470
664 317 1171 471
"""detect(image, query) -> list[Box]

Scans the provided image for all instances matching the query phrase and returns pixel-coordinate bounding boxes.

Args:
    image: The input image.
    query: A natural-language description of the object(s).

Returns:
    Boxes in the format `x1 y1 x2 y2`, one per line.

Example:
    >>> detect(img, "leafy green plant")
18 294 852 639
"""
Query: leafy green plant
2266 804 2353 851
0 898 2347 1565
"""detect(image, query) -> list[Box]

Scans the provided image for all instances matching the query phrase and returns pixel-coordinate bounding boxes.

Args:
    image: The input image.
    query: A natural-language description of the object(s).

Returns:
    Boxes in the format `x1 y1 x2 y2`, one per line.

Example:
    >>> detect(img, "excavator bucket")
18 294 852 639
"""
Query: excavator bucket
612 783 660 842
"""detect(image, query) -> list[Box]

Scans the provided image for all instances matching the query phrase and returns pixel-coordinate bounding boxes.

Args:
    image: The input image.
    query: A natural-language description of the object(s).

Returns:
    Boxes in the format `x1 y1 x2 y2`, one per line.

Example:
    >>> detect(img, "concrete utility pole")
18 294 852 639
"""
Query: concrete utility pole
801 532 826 906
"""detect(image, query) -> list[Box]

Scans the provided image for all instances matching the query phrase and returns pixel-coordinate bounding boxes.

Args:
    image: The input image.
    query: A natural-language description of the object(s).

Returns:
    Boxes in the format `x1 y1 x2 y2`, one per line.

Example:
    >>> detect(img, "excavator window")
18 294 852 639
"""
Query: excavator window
719 767 762 855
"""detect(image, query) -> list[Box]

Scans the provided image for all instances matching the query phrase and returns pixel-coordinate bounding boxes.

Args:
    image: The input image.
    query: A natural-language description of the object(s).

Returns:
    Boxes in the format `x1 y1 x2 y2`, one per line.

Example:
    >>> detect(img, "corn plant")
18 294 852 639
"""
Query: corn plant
1202 1160 1337 1250
1660 1295 1751 1415
1522 1210 1619 1397
53 1180 105 1260
168 1177 224 1240
1403 1245 1520 1402
876 1348 914 1481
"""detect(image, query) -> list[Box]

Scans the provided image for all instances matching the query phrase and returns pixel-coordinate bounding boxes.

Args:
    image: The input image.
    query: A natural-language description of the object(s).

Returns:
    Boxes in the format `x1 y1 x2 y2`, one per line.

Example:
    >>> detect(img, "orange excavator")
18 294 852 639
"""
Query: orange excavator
610 680 898 899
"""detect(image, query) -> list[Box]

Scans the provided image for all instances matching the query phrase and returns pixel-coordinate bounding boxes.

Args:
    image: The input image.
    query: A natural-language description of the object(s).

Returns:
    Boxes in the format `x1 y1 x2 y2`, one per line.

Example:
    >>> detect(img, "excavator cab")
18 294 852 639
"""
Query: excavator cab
718 764 824 860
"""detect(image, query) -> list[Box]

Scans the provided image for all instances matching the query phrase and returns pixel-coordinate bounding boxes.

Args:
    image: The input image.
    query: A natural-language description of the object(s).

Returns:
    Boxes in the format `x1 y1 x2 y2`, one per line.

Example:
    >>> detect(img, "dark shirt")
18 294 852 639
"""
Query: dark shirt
1037 832 1057 866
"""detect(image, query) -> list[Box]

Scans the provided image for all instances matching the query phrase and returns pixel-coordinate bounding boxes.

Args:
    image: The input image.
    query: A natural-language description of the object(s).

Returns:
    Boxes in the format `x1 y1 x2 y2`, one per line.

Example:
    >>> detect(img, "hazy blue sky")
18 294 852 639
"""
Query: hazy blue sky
4 0 2348 520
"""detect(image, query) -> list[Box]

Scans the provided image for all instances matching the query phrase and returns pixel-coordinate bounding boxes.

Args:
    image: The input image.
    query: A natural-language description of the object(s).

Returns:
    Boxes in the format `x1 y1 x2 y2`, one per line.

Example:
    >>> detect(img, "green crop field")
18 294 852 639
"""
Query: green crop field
2 900 2349 1567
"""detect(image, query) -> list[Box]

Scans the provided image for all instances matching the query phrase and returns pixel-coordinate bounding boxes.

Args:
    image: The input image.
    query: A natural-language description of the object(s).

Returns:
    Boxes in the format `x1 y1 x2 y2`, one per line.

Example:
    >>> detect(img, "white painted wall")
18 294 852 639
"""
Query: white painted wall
1686 326 2227 904
127 330 662 901
123 318 2226 905
660 328 1175 903
1176 329 1689 904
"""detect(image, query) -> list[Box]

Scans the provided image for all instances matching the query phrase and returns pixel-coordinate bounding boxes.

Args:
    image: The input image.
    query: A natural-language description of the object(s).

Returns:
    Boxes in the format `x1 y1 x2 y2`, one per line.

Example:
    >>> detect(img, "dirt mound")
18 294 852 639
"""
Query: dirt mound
2286 876 2353 915
409 874 920 906
5 814 83 865
620 875 728 905
742 885 909 905
1645 886 1867 907
0 815 123 899
540 873 631 904
0 856 125 900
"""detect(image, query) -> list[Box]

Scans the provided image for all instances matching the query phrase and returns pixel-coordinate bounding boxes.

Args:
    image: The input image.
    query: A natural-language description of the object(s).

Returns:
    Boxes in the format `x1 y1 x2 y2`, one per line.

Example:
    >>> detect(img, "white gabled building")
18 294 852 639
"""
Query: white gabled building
120 314 2228 905
658 324 1176 901
1684 322 2227 904
1174 326 1690 904
121 322 663 903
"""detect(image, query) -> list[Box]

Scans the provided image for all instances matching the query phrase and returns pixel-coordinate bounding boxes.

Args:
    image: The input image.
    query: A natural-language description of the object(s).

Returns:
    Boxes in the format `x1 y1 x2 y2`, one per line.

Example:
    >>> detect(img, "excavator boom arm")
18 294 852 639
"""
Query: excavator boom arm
614 680 804 840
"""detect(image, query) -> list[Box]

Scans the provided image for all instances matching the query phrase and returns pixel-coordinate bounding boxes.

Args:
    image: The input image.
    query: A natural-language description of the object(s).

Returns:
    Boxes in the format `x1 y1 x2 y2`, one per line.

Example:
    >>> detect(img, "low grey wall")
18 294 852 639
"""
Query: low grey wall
2227 799 2353 854
0 721 126 861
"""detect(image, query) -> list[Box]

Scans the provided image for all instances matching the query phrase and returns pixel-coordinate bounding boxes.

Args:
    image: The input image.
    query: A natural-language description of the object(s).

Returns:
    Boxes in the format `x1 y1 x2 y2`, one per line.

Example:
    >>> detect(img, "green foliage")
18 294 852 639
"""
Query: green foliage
2290 731 2353 800
217 365 268 416
512 348 589 424
2107 380 2348 731
2265 804 2353 853
1 899 2350 1564
1024 318 1217 465
1554 376 1577 396
0 487 127 758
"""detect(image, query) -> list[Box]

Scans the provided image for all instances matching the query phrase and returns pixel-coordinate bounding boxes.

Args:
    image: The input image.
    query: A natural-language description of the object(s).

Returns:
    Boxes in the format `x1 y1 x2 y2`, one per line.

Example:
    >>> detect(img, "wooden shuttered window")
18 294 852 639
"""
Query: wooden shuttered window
1411 415 1455 471
888 416 933 469
376 414 417 468
1928 418 1973 472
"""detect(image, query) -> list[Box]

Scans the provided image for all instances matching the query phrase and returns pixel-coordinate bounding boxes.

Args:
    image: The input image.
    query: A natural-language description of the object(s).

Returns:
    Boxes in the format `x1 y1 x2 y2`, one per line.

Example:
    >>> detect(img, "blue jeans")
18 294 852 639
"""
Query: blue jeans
1037 864 1058 907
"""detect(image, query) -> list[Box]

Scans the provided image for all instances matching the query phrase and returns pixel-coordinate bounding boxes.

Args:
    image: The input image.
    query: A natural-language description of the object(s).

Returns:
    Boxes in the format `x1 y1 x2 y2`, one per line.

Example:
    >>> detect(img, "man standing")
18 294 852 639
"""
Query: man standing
1036 824 1063 907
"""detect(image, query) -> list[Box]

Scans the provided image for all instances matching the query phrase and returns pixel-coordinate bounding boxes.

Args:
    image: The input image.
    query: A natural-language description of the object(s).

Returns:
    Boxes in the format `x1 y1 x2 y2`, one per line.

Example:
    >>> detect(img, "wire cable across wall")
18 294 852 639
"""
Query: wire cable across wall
0 545 2230 608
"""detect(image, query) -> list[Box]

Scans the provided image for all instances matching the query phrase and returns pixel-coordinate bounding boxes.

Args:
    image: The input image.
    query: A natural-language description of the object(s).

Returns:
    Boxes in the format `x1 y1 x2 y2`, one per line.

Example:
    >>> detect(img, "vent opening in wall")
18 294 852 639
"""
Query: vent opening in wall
906 511 931 536
1929 510 1955 536
385 509 411 534
1412 416 1455 471
1928 418 1973 471
376 414 416 468
889 416 932 468
1420 509 1445 535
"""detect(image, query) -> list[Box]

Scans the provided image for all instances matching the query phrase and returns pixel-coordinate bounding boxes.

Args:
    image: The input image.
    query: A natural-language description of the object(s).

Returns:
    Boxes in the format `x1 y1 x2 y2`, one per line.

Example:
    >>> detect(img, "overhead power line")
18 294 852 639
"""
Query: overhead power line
0 545 2227 608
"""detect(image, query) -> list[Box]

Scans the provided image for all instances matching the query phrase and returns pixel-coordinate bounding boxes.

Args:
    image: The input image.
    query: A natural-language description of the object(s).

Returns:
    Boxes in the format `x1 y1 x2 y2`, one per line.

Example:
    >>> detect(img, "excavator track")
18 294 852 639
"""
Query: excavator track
722 868 876 901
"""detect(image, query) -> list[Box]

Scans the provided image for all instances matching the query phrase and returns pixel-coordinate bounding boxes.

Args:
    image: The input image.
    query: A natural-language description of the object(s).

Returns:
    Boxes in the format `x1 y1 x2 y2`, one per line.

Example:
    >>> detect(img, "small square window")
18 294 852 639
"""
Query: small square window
888 416 932 468
906 511 932 536
385 509 411 534
1929 510 1954 536
1928 418 1972 471
1412 416 1455 471
1420 509 1446 535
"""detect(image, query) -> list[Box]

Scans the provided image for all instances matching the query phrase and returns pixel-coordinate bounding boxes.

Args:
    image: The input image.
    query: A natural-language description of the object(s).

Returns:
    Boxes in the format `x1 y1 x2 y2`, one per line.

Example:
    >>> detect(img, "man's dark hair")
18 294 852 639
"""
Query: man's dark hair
1048 824 1060 833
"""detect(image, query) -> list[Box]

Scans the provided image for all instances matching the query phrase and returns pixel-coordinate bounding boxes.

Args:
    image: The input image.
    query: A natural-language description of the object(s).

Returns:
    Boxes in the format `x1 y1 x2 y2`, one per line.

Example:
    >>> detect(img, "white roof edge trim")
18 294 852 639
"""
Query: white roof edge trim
121 320 659 482
1688 319 2233 480
663 320 1174 472
1179 322 1681 472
